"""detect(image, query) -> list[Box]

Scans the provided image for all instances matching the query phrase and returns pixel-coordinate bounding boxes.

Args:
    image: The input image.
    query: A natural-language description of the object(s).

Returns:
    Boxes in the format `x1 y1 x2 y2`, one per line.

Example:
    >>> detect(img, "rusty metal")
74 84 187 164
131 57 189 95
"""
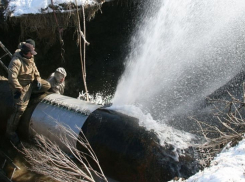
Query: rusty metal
0 150 20 181
0 41 12 75
0 41 12 58
0 60 8 74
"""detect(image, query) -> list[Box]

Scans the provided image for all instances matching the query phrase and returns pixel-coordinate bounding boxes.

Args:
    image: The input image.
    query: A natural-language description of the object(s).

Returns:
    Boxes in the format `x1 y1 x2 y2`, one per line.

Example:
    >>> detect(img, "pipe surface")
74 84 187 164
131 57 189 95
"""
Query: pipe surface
29 94 101 151
0 79 199 182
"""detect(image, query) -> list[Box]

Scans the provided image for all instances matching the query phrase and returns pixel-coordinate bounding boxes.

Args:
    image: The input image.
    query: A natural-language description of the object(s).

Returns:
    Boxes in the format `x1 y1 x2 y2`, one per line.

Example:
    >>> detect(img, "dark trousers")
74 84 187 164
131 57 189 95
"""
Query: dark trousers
6 79 50 138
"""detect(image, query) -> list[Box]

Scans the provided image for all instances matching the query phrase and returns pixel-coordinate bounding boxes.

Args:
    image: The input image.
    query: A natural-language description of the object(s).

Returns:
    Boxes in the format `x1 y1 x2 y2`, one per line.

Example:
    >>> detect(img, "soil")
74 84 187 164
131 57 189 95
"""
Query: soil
0 2 140 98
0 135 57 182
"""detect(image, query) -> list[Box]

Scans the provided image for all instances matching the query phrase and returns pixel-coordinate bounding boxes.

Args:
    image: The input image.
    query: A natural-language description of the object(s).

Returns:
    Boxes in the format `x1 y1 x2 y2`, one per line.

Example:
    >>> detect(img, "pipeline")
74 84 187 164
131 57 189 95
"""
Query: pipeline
0 79 200 182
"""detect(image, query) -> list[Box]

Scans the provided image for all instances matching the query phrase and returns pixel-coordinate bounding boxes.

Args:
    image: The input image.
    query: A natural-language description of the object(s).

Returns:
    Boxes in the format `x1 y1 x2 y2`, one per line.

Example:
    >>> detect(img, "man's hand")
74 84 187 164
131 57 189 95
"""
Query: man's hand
37 81 42 90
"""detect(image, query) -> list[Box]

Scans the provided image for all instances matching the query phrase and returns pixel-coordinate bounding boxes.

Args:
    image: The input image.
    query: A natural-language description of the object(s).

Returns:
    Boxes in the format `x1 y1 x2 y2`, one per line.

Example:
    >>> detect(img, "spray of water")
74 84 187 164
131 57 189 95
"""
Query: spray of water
77 91 112 106
110 0 245 147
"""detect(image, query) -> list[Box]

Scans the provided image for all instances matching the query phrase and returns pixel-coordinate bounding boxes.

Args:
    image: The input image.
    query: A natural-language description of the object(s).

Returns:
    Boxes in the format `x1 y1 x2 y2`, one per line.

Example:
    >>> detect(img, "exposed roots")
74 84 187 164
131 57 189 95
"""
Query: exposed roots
191 91 245 167
20 122 108 182
5 3 103 46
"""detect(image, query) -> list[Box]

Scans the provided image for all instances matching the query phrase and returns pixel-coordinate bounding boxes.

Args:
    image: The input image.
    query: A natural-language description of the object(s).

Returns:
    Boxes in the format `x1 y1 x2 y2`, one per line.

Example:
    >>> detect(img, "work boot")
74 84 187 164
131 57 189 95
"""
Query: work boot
9 132 20 146
8 132 24 150
6 108 24 132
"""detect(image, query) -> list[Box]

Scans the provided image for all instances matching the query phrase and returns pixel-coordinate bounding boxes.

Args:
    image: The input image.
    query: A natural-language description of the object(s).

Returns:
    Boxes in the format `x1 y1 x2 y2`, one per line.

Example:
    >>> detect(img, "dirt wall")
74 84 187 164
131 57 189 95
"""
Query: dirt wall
0 2 139 98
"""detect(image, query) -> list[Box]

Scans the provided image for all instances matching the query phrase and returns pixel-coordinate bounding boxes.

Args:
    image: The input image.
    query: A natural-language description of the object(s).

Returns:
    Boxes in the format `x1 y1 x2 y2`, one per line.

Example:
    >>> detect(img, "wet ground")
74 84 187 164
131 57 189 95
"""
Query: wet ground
0 135 119 182
0 135 56 182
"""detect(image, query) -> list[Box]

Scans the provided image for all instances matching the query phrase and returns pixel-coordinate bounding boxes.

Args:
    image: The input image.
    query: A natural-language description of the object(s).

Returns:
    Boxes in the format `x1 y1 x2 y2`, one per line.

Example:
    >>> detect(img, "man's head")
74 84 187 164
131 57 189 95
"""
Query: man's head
21 43 37 59
25 39 35 48
54 67 67 83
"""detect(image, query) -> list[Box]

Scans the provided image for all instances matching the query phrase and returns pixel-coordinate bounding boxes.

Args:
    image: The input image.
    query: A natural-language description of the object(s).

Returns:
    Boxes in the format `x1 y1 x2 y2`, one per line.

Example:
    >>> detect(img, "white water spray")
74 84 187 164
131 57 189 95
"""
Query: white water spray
113 0 245 119
110 0 245 147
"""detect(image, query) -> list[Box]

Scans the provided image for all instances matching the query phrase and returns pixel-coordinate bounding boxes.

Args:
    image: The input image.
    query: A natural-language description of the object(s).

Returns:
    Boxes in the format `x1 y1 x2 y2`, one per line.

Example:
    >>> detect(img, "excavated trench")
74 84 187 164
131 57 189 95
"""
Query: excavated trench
1 1 244 181
0 2 143 182
0 2 139 97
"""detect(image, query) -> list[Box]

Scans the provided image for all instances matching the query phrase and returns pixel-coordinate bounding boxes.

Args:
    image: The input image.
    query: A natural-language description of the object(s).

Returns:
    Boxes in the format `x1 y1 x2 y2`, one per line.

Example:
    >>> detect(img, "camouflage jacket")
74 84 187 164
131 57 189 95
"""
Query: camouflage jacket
47 73 65 95
8 52 41 91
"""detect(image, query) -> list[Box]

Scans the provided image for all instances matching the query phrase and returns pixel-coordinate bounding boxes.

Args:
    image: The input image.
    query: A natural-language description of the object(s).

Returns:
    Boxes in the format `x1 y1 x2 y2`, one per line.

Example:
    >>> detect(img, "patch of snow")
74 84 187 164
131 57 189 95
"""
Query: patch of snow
169 138 245 182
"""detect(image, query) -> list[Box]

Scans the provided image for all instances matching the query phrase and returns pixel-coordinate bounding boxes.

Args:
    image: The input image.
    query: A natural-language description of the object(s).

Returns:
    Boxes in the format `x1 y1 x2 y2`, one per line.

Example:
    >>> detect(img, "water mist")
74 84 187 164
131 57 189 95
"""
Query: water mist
110 0 245 146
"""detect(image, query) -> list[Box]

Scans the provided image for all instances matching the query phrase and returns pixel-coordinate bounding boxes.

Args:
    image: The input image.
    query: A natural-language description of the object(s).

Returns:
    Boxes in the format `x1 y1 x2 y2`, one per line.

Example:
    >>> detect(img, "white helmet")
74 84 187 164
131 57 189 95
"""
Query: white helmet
55 67 67 77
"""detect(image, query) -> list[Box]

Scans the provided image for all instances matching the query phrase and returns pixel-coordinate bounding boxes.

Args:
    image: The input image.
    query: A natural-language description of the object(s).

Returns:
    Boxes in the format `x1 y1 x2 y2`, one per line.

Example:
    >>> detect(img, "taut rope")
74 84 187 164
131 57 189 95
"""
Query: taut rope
75 0 90 101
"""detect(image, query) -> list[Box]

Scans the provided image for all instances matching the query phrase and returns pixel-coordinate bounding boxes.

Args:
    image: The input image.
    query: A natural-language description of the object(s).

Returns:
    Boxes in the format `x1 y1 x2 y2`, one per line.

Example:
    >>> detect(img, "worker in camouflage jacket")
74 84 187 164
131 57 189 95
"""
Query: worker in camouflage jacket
6 42 51 145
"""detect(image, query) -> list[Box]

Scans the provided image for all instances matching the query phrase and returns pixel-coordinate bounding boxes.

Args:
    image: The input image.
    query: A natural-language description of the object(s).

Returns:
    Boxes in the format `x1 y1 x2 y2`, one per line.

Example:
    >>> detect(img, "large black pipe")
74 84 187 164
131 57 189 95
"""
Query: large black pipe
0 79 200 182
81 108 200 182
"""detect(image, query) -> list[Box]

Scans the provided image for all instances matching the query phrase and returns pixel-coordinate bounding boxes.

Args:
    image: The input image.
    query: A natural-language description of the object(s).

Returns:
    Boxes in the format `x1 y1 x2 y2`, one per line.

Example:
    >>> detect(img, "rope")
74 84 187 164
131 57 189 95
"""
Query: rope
75 0 89 101
82 5 86 82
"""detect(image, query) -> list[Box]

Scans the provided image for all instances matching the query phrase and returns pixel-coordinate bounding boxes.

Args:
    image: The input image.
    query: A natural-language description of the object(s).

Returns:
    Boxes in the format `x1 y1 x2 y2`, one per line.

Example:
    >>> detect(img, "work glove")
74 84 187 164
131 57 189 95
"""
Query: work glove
13 90 21 99
37 81 42 90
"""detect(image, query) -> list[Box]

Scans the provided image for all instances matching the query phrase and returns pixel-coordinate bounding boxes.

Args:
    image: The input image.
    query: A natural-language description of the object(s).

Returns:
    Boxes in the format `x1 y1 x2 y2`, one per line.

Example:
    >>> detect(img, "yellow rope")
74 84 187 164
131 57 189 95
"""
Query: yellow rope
75 0 89 101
